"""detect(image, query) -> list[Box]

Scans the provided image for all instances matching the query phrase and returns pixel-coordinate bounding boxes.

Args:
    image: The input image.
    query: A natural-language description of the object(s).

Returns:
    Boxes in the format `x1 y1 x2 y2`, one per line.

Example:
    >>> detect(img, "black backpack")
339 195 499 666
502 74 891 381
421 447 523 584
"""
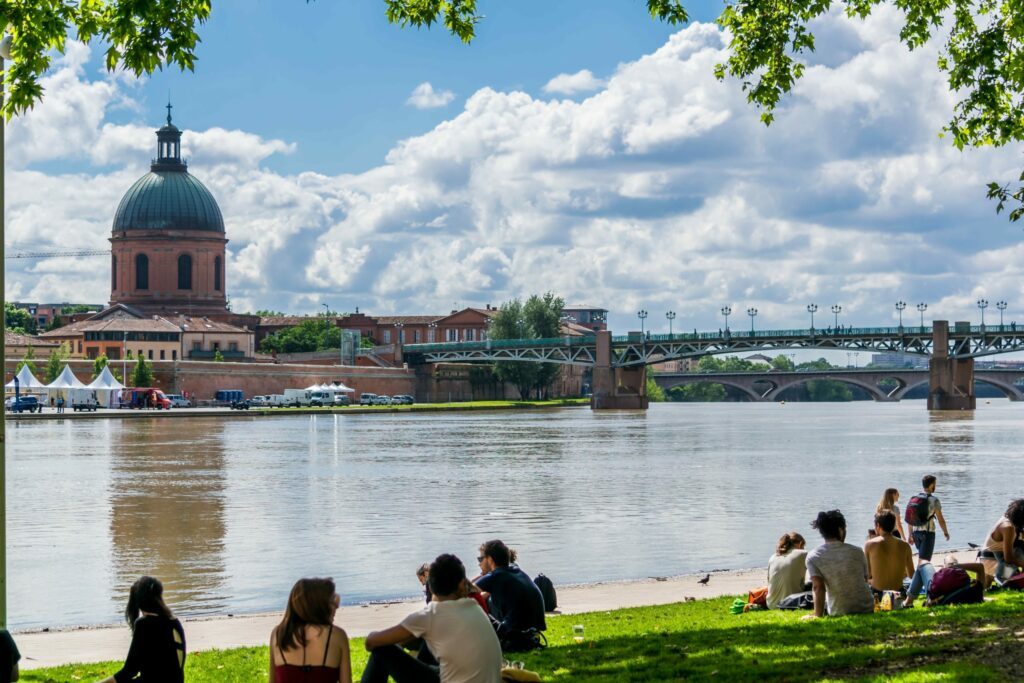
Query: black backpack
904 493 933 527
534 574 557 612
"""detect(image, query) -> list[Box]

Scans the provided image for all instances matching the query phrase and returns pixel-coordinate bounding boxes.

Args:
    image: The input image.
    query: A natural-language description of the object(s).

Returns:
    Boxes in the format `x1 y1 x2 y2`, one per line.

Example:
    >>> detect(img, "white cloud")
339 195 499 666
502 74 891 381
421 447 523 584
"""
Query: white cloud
543 69 605 95
6 13 1024 333
406 82 455 109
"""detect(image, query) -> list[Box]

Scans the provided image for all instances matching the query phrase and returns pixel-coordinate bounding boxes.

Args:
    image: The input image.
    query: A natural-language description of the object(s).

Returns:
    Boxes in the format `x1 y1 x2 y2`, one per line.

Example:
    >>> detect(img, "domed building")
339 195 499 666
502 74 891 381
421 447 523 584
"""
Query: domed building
109 105 228 316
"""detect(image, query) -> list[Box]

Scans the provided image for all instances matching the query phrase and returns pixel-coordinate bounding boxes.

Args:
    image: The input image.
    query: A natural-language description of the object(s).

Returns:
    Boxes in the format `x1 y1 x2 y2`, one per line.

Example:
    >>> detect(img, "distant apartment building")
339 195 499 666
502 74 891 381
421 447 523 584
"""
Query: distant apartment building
561 305 608 332
870 352 929 369
11 302 104 330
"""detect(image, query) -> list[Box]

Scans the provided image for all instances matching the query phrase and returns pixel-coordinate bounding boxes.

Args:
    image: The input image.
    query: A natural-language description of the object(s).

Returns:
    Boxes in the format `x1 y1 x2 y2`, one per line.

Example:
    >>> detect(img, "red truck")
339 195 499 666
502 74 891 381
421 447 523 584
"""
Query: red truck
120 388 172 410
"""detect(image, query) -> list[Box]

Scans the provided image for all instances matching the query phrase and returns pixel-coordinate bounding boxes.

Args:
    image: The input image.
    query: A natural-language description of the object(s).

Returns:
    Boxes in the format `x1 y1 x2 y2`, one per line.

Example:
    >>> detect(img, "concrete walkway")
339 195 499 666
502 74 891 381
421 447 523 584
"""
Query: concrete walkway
17 550 976 670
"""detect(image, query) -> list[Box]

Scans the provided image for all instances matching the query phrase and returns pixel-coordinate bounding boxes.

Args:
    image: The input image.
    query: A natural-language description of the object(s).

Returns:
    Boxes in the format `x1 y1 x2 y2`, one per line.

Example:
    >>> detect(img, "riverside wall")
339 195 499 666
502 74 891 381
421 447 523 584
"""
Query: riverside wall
5 359 587 402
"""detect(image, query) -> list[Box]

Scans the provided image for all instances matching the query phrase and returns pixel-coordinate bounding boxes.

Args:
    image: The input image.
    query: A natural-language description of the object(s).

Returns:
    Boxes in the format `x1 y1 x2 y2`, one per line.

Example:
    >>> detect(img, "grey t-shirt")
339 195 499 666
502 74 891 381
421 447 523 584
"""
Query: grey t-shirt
805 541 875 616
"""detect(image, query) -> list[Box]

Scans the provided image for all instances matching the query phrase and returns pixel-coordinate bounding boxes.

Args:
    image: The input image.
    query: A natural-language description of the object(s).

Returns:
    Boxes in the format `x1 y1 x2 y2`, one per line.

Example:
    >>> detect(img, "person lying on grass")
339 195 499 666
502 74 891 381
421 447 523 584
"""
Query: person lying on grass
802 510 875 620
362 553 502 683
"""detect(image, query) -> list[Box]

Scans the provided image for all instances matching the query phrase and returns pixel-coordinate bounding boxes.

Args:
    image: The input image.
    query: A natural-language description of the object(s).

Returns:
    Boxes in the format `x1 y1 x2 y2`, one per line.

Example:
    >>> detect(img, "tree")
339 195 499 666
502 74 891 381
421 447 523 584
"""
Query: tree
252 309 286 317
646 376 666 402
213 349 224 362
15 344 38 376
259 318 342 355
43 343 69 383
4 303 37 335
131 356 153 387
668 383 727 402
489 293 565 400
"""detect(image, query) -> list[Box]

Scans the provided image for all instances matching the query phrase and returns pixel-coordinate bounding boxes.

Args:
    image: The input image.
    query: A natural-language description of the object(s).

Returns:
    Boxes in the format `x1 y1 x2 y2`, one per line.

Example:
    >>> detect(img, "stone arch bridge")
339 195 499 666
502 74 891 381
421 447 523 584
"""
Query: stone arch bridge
653 369 1024 402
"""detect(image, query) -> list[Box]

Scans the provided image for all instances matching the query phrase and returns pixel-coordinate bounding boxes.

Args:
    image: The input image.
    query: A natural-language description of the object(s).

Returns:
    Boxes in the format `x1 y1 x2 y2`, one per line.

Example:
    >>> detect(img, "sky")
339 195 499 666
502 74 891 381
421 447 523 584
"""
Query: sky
6 1 1024 335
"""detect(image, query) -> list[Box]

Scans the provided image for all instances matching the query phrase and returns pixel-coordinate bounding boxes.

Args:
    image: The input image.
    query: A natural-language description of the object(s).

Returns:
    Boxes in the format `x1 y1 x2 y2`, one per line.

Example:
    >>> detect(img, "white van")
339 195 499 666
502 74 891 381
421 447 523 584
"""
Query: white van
359 393 378 406
283 388 313 407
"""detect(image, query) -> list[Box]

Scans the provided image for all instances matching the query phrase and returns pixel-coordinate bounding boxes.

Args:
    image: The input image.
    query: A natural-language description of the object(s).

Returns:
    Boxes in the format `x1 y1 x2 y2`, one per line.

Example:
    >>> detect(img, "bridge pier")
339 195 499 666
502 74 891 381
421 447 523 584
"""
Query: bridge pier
928 321 975 410
591 331 649 410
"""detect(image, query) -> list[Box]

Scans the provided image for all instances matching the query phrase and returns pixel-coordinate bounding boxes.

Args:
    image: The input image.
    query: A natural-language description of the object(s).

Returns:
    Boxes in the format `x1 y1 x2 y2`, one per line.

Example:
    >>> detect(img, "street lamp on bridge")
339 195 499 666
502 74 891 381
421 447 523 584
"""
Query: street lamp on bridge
747 307 758 334
977 299 988 328
721 306 732 333
997 301 1007 329
665 310 676 338
831 304 842 329
917 303 928 329
806 303 818 331
637 310 648 338
895 301 907 329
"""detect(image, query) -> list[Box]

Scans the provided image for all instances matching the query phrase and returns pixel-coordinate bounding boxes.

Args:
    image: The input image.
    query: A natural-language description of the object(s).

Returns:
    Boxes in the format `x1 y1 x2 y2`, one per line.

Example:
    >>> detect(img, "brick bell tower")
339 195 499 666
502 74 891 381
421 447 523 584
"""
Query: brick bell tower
109 103 228 317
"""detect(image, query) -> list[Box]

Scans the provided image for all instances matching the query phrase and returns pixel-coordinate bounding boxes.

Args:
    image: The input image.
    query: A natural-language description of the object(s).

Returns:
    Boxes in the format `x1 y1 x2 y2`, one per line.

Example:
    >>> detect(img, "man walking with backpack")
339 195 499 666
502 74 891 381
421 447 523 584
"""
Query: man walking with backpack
905 474 950 565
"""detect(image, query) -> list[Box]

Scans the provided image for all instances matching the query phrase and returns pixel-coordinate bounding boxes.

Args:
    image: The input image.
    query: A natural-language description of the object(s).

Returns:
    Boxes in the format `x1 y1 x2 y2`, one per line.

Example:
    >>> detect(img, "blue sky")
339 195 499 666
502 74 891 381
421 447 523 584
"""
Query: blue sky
119 1 719 176
6 2 1024 337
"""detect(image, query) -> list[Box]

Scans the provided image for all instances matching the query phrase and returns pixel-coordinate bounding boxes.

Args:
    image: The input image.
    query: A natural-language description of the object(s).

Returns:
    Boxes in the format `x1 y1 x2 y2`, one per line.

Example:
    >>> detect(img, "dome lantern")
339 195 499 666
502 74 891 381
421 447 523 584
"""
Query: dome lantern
153 101 186 172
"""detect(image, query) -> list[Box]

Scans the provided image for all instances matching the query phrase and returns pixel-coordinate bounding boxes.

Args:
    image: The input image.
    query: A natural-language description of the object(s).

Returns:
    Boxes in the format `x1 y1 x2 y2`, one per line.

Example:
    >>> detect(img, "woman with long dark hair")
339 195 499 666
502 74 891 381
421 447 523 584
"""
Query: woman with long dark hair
979 499 1024 586
270 577 352 683
100 576 185 683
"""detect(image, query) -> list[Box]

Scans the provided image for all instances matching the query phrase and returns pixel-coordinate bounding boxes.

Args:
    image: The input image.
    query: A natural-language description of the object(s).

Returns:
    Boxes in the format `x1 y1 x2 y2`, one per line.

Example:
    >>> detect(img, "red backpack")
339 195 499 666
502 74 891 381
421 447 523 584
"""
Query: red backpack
904 493 933 527
928 567 983 605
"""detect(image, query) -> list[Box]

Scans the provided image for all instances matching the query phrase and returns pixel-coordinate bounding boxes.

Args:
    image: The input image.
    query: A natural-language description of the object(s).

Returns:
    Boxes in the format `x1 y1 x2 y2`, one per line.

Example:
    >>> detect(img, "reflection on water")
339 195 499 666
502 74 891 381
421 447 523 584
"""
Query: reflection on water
109 421 227 615
7 401 1024 629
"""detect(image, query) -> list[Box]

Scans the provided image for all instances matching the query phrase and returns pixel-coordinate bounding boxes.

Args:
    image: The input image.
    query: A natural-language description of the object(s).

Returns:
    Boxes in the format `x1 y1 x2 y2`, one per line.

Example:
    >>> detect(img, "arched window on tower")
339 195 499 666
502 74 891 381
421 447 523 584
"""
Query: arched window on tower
178 254 193 290
214 256 222 291
135 254 149 290
112 254 117 290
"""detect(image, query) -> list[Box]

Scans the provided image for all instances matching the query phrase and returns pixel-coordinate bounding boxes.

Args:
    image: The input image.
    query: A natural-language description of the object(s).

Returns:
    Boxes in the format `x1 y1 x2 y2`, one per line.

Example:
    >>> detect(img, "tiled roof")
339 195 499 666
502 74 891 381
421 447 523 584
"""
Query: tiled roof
376 315 445 325
169 315 250 333
5 331 59 347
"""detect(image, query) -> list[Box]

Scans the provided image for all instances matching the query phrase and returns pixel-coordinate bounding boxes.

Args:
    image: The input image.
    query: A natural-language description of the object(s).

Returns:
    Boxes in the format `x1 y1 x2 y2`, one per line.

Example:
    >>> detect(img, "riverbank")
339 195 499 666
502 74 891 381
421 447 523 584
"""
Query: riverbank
7 398 590 421
16 551 978 670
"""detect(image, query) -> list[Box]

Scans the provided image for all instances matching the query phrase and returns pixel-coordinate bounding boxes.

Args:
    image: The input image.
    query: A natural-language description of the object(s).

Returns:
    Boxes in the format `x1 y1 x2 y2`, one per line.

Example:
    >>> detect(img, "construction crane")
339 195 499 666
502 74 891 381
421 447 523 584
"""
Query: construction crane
5 249 110 259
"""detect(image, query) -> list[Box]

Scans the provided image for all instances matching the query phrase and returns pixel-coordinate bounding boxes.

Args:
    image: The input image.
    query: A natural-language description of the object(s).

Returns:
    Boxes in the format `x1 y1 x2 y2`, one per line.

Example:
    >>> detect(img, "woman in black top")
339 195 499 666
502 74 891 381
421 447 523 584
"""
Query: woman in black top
100 576 186 683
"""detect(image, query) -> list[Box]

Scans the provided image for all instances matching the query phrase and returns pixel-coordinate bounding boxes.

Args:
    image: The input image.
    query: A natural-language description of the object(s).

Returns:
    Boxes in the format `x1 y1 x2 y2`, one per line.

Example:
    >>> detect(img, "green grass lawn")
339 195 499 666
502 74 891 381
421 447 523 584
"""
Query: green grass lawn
24 592 1024 682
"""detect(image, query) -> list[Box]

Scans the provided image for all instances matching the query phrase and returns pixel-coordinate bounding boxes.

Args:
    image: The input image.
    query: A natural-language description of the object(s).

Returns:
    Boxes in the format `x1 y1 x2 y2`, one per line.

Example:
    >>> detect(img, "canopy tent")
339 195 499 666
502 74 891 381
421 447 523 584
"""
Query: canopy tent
5 365 46 390
87 366 124 392
45 365 87 390
304 384 322 391
329 382 355 393
87 366 125 407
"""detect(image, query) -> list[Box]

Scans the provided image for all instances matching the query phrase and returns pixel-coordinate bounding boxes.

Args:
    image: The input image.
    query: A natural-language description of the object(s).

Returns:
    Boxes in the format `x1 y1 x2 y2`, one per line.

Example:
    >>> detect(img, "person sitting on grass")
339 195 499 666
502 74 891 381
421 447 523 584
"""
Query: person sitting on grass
269 577 352 683
0 629 19 683
767 532 808 609
474 540 546 640
864 511 915 595
99 576 186 683
362 554 502 683
803 510 875 619
978 499 1024 587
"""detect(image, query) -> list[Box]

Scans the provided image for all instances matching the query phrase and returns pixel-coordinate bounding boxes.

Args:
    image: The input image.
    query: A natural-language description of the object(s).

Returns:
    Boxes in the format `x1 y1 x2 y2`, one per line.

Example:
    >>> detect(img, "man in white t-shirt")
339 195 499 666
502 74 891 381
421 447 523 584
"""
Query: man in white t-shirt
362 553 502 683
803 509 875 619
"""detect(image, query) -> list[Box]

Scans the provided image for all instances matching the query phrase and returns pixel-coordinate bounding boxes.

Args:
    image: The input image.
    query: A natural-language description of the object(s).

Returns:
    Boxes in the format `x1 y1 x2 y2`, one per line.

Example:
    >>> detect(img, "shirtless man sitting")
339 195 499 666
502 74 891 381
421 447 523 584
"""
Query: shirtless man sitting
864 511 915 595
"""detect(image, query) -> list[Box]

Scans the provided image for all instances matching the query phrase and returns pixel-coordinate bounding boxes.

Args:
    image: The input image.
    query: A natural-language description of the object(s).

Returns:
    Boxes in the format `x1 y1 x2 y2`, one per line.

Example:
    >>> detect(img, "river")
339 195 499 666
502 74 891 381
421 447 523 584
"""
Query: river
6 401 1020 629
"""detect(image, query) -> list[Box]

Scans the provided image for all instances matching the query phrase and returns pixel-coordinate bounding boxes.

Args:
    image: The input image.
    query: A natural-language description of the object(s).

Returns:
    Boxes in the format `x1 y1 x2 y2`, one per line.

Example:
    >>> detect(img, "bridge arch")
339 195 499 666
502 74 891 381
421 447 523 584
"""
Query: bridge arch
764 375 889 402
974 376 1024 401
654 376 768 402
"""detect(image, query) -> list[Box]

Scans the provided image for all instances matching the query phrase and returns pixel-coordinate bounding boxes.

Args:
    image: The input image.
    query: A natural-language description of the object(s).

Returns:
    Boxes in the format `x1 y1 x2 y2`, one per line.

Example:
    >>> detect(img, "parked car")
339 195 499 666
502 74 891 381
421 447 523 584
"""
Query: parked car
6 396 42 413
334 395 351 407
164 394 193 408
359 393 378 406
373 395 393 405
249 395 270 407
230 399 251 410
72 398 100 412
391 395 415 405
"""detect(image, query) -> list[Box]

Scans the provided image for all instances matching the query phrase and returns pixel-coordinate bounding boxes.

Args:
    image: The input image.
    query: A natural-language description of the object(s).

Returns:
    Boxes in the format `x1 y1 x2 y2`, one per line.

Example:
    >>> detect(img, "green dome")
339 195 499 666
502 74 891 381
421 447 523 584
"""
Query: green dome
112 170 225 233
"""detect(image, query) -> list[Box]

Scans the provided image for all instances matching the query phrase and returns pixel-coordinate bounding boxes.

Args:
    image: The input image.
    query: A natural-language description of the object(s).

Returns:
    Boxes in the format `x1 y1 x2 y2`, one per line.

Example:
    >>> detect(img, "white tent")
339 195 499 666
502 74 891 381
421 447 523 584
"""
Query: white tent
45 365 87 390
87 366 125 408
5 365 46 390
330 382 355 393
305 383 322 391
46 364 92 406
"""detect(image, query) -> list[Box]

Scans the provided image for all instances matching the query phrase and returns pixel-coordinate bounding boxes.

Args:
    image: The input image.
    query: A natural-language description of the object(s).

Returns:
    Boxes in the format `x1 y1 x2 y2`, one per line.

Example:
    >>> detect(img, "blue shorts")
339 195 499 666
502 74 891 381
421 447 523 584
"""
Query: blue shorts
913 530 936 561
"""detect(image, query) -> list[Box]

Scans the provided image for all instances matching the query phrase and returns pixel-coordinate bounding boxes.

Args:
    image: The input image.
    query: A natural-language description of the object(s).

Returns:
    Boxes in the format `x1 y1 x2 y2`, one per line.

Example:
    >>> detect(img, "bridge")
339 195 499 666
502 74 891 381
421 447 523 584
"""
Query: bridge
402 321 1023 410
653 369 1024 402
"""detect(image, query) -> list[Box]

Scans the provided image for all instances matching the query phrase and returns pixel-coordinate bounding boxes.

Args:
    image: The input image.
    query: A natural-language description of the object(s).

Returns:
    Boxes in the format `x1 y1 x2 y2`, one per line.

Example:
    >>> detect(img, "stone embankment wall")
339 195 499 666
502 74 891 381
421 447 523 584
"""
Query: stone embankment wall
4 359 586 402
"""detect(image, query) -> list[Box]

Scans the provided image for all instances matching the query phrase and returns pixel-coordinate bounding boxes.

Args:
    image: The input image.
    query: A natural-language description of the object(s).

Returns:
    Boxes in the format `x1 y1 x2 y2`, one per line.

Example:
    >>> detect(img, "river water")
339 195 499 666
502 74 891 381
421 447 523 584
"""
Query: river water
7 401 1021 629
